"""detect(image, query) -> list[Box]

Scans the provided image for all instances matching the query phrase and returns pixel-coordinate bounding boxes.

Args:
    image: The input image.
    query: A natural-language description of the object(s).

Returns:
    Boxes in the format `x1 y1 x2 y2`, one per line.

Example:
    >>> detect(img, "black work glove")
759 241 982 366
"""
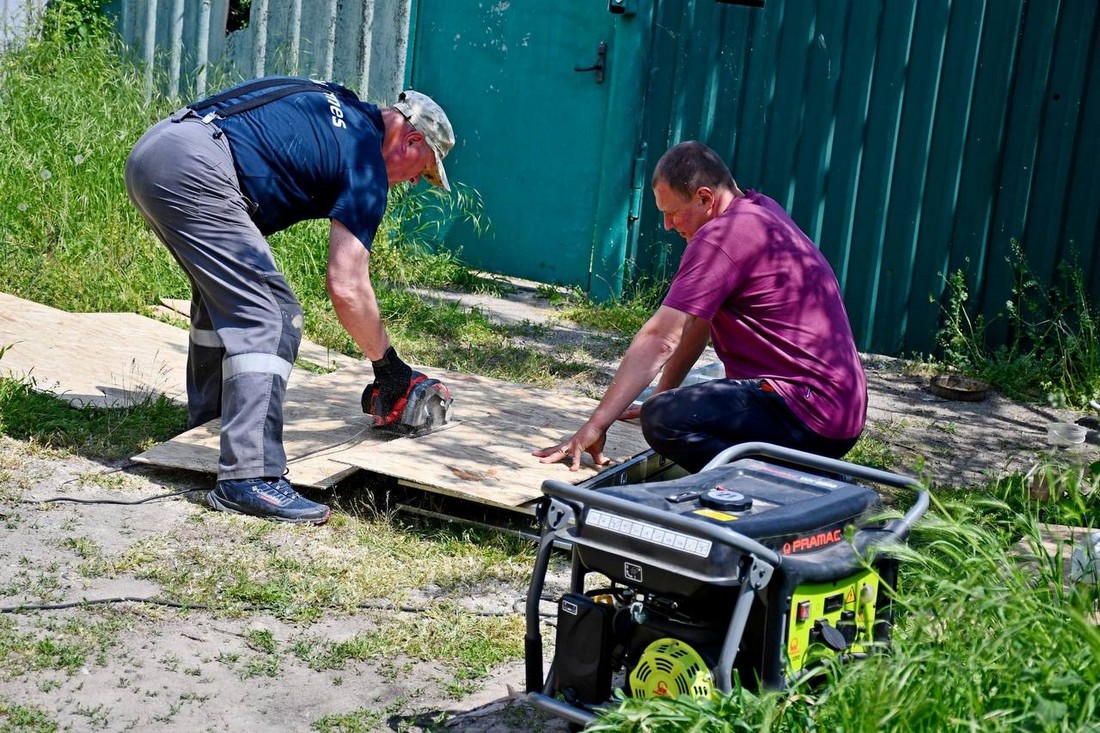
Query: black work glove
362 347 419 426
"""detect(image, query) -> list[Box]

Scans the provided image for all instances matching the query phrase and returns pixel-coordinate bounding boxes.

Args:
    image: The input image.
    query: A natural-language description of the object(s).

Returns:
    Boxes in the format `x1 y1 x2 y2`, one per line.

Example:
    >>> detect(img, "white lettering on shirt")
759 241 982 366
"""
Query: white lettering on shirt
325 91 347 129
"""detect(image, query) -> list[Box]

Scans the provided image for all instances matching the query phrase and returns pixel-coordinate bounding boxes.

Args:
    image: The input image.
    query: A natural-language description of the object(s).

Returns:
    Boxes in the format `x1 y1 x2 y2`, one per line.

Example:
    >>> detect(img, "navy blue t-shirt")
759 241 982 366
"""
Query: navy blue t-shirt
199 77 388 249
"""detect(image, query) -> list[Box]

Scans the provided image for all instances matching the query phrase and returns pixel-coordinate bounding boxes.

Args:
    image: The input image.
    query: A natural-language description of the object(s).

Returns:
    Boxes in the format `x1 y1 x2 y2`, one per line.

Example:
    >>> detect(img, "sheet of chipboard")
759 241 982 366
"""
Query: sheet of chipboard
0 293 190 407
333 369 651 509
132 360 387 487
135 362 649 508
1 292 352 409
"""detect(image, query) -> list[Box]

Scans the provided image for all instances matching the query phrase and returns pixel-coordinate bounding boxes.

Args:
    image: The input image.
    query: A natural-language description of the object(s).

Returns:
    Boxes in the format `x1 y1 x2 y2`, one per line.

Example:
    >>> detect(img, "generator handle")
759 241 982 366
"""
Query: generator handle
884 488 930 542
701 442 922 490
543 480 783 567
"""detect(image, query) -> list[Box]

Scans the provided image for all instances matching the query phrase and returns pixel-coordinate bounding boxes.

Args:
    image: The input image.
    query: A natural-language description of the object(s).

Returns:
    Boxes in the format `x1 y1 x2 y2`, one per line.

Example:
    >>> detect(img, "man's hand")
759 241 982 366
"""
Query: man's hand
362 347 419 426
617 404 643 422
533 422 612 471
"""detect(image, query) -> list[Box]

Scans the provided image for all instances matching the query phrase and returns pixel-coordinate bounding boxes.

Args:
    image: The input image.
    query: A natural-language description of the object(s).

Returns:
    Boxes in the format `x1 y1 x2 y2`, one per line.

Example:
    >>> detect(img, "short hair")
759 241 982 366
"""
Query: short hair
652 141 736 198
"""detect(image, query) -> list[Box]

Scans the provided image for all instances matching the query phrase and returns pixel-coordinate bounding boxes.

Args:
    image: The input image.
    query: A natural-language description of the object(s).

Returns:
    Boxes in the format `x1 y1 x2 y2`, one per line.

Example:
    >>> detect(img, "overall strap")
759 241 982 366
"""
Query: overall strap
190 78 338 119
190 77 310 111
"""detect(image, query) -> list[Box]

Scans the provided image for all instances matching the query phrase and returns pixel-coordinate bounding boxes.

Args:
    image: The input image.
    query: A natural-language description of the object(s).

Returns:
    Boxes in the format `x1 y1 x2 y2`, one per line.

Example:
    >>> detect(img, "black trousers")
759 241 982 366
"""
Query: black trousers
640 378 859 473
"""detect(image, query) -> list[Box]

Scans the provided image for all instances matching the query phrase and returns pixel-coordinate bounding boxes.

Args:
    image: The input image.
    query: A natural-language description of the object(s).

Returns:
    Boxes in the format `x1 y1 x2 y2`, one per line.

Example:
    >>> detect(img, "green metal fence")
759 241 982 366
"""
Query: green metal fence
635 0 1099 355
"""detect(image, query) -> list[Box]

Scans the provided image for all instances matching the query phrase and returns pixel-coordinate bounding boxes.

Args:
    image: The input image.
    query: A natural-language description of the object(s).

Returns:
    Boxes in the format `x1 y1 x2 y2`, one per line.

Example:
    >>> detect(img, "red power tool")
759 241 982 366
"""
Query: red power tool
363 374 454 436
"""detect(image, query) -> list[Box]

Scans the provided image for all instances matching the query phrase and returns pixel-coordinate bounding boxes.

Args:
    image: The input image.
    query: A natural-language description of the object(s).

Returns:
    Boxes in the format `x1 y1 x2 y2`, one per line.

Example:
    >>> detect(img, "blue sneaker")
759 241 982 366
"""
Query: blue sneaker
207 477 331 525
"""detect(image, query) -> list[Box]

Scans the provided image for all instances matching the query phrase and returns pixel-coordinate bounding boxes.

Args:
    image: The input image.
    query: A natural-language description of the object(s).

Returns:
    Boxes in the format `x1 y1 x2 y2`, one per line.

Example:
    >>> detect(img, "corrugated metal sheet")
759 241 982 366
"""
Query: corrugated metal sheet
0 0 45 49
636 0 1100 355
106 0 410 103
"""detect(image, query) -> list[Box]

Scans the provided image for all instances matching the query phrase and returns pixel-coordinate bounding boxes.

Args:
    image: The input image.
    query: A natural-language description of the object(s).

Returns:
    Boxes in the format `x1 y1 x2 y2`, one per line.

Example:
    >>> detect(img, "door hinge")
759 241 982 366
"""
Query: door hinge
628 142 649 223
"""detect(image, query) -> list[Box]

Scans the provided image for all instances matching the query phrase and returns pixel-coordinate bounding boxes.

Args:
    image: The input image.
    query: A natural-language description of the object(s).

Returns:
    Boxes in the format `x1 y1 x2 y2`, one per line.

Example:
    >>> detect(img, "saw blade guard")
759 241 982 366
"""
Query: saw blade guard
400 378 453 434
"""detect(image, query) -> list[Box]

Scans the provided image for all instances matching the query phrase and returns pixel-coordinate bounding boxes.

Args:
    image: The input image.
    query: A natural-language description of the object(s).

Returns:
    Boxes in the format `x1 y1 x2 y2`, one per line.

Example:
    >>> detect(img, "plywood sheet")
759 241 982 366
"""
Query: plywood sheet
334 370 651 509
132 417 367 488
135 361 649 507
1 293 190 407
1 292 355 410
132 361 389 487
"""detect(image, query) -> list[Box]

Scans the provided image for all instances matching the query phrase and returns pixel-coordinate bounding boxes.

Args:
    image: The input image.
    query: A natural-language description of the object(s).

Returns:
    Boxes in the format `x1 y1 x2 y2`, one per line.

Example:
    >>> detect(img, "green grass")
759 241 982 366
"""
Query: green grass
965 453 1100 530
311 703 400 733
75 510 539 685
0 698 57 733
109 511 536 623
558 276 667 336
0 614 128 680
0 376 187 461
0 11 184 313
292 605 524 680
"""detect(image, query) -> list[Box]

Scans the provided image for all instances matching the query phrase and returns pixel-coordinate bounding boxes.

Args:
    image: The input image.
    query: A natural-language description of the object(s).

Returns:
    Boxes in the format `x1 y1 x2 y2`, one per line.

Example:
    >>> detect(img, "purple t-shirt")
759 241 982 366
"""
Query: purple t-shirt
662 191 867 440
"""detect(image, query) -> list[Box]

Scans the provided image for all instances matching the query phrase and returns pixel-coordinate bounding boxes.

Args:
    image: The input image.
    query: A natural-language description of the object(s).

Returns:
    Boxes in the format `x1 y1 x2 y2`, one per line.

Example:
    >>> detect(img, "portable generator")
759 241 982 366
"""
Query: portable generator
524 442 928 728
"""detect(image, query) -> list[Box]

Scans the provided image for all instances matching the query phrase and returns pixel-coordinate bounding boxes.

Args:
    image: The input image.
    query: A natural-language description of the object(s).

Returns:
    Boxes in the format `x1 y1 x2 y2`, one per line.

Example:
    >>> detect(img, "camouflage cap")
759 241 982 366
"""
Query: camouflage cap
393 90 454 191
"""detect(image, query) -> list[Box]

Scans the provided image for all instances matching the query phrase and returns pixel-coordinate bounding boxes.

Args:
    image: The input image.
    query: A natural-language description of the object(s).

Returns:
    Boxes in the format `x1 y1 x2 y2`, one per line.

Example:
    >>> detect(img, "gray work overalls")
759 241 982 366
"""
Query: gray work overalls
124 80 331 481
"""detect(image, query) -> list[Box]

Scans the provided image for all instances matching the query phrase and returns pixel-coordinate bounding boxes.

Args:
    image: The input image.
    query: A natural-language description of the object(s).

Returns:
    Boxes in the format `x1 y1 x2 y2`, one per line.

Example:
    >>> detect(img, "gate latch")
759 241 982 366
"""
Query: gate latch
574 42 607 84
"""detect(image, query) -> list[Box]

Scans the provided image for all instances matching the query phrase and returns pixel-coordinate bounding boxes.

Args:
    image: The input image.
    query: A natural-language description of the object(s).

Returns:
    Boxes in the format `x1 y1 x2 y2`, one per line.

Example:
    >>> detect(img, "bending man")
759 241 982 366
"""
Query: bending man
126 77 454 523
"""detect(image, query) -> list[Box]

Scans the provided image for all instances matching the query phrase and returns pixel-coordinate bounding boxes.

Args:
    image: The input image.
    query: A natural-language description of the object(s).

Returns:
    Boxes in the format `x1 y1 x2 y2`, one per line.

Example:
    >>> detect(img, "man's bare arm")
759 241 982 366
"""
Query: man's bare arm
326 219 389 361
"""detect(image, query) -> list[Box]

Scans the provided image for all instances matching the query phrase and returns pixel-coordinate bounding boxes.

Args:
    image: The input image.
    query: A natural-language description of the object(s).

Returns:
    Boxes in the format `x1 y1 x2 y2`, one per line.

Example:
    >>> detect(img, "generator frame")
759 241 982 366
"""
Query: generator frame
524 442 928 728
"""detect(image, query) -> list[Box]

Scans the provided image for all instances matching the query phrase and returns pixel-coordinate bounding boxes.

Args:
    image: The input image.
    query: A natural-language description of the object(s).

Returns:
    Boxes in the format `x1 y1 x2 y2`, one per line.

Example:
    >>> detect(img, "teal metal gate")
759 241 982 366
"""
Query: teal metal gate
405 0 651 300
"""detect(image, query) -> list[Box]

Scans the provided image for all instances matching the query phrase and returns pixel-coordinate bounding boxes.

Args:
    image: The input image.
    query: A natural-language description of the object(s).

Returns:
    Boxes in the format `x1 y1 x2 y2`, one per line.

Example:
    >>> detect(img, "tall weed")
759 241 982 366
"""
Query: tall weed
935 242 1100 407
0 2 184 311
559 272 669 336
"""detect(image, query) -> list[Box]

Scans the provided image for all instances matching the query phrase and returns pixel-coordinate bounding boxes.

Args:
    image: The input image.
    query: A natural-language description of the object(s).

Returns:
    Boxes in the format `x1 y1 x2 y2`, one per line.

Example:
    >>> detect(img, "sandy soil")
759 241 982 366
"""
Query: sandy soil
0 439 573 732
2 284 1097 732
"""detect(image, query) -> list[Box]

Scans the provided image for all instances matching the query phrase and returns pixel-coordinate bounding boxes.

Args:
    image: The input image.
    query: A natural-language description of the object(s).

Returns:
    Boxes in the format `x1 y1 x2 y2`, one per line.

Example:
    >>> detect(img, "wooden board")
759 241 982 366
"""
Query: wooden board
1 292 354 408
131 417 366 488
134 362 649 506
132 360 386 487
0 293 190 407
334 370 651 509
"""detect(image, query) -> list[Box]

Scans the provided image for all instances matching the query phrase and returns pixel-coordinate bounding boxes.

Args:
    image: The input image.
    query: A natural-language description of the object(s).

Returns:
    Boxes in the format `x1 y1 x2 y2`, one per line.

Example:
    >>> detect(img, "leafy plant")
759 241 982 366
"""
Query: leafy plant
560 272 668 337
39 0 113 47
934 243 1100 407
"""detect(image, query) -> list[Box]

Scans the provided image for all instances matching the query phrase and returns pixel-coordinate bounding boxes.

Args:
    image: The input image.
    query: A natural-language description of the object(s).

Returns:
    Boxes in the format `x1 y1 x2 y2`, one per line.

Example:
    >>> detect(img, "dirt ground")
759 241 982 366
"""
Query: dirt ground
2 286 1098 733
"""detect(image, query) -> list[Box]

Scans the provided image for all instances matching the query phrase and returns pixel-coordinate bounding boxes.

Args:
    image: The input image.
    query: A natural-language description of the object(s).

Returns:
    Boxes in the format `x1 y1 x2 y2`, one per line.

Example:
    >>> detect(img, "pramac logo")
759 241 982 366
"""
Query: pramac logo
782 528 842 554
325 91 347 129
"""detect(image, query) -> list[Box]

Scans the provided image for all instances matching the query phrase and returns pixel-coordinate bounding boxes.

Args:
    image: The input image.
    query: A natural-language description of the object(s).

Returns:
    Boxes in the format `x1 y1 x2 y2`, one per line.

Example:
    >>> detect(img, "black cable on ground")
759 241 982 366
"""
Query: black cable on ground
21 488 201 506
0 595 554 618
0 596 208 613
19 459 204 505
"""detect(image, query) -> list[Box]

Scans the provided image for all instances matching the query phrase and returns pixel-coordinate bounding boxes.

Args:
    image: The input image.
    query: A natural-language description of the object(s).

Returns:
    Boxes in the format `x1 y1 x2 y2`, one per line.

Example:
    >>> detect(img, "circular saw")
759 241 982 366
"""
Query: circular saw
364 375 454 437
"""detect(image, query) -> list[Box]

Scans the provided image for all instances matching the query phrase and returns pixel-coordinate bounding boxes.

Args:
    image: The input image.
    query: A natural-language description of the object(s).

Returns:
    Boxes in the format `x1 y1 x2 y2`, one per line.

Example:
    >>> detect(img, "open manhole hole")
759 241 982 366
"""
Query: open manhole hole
928 374 991 402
